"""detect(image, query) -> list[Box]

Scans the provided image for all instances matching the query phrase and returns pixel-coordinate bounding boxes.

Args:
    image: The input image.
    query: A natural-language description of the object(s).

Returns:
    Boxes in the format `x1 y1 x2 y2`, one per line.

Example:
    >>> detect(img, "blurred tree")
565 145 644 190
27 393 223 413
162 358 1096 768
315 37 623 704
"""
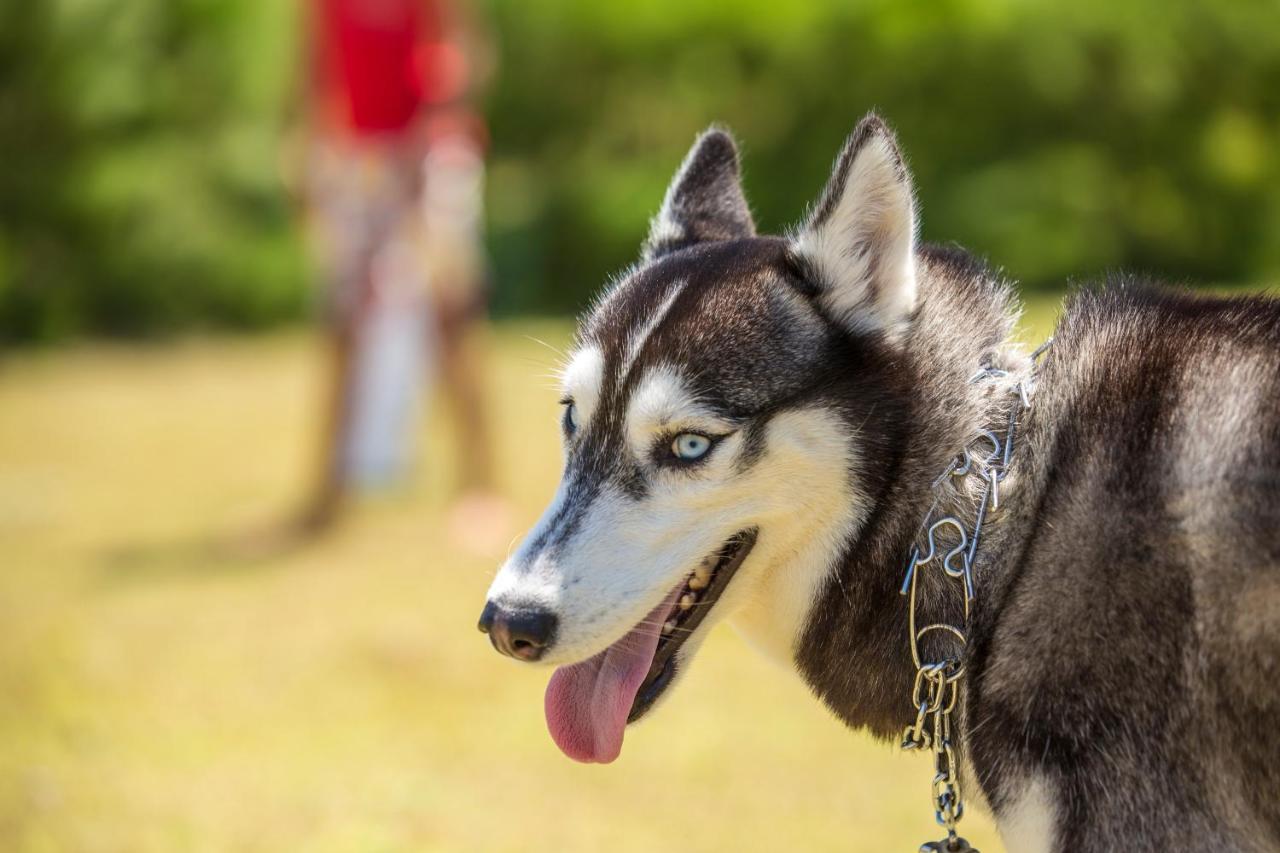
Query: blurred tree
0 0 307 343
0 2 94 342
483 0 1280 315
1 0 1278 341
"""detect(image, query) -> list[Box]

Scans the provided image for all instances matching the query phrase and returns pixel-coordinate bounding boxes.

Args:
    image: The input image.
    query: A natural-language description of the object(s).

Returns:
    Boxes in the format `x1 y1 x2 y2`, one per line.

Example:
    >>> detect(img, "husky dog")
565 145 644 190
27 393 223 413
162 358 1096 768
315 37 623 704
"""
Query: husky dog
478 113 1280 851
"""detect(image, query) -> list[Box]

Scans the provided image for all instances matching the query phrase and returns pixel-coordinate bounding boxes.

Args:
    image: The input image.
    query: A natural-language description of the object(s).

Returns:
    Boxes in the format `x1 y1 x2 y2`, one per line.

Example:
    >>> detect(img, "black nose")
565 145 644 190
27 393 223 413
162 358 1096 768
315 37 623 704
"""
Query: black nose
477 602 558 662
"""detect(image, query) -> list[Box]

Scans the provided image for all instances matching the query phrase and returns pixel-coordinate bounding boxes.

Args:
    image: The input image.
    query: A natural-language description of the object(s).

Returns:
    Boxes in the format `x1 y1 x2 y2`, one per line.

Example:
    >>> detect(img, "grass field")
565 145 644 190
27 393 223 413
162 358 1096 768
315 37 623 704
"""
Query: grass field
0 298 1063 852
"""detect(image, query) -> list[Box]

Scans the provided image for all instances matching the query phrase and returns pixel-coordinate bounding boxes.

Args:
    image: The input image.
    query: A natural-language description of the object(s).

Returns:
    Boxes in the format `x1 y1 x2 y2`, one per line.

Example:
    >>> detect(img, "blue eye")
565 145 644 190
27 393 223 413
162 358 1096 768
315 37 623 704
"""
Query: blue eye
562 402 580 436
671 433 712 461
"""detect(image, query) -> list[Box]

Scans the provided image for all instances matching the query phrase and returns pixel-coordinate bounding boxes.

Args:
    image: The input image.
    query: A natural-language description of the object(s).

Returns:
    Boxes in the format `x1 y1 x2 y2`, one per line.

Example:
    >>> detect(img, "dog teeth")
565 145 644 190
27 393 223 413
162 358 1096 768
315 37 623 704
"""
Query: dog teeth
662 619 678 635
679 593 696 612
689 563 712 590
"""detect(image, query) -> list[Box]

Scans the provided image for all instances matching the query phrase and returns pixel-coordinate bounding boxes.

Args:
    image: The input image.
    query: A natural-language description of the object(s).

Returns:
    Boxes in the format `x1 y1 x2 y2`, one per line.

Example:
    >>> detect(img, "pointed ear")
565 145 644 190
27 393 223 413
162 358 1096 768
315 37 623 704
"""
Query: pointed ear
790 114 918 335
642 127 756 261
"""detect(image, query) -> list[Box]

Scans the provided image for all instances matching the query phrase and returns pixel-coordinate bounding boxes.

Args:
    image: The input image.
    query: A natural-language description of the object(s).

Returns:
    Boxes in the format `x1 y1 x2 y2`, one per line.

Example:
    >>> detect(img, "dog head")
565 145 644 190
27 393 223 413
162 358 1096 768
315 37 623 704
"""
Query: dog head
480 114 918 762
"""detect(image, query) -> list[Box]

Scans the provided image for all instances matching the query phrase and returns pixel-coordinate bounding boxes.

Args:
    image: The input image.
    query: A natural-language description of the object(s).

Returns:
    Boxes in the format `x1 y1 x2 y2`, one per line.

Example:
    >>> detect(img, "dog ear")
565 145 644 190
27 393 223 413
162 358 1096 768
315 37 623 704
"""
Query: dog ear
642 127 756 261
790 114 918 335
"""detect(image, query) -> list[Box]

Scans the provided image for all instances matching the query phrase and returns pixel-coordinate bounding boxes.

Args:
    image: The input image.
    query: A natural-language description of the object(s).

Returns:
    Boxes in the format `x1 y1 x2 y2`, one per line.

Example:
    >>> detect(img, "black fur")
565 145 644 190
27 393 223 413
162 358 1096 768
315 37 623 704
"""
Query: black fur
504 114 1280 849
964 284 1280 847
610 233 1280 851
642 129 756 261
792 275 1280 849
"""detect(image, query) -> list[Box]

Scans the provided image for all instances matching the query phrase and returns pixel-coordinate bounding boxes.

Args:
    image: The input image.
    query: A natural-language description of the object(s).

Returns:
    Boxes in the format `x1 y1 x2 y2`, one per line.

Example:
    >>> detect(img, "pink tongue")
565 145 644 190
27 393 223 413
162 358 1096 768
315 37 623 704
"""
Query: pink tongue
544 590 679 763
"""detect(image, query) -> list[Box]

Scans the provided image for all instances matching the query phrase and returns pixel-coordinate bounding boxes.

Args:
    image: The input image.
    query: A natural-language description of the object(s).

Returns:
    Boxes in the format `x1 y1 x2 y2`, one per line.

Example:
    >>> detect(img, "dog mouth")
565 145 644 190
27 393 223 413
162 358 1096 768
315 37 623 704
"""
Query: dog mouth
543 528 758 764
627 529 758 724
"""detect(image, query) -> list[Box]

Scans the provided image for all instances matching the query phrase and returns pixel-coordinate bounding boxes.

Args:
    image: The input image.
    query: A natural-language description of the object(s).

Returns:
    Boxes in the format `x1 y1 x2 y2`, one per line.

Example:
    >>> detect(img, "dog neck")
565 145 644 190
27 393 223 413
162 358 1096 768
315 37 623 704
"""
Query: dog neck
794 245 1032 740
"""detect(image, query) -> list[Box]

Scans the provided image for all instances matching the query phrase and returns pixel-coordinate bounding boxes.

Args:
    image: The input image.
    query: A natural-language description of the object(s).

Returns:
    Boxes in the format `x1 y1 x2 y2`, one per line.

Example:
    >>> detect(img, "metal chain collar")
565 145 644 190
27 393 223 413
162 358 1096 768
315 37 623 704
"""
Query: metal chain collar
899 339 1052 853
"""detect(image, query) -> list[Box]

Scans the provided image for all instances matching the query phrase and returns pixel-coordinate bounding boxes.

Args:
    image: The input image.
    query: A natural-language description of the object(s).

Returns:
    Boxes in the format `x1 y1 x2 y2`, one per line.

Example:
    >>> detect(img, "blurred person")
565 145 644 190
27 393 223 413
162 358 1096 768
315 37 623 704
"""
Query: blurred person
274 0 509 551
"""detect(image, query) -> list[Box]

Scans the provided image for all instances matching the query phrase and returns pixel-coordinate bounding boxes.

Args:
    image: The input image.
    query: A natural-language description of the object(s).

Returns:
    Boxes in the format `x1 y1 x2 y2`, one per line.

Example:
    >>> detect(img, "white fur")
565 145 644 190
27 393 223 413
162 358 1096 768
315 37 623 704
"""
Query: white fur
791 132 918 335
483 479 570 611
624 367 733 459
560 345 604 424
727 408 867 662
488 367 869 676
489 466 751 665
997 775 1057 853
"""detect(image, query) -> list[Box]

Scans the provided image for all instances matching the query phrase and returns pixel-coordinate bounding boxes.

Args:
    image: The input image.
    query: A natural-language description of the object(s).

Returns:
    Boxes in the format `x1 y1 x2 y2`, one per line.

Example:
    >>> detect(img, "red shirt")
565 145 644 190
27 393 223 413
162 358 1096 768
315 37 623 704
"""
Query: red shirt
313 0 461 136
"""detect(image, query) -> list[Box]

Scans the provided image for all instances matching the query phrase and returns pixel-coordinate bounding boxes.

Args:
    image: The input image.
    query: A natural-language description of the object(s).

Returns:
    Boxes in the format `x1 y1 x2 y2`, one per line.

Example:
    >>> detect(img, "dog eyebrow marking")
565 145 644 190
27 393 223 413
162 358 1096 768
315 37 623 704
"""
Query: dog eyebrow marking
560 345 605 423
625 366 710 457
618 279 687 383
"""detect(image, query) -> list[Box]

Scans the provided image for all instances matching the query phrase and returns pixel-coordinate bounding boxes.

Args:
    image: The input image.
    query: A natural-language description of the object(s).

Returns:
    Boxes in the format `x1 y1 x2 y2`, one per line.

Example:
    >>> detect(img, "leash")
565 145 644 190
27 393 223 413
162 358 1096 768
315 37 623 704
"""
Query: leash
898 338 1052 853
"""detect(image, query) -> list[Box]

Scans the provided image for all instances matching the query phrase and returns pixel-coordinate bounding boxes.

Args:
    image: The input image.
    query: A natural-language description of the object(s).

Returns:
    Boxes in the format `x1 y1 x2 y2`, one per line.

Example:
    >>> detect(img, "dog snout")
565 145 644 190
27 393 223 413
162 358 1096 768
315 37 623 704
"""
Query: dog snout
478 601 558 662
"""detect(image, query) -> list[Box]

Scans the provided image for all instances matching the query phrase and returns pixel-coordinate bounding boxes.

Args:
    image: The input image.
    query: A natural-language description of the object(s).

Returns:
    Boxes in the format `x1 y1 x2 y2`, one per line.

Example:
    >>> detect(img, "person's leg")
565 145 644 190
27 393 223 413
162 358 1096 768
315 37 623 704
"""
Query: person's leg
417 130 511 552
213 244 365 558
433 291 513 555
435 298 493 494
292 142 381 536
298 306 360 532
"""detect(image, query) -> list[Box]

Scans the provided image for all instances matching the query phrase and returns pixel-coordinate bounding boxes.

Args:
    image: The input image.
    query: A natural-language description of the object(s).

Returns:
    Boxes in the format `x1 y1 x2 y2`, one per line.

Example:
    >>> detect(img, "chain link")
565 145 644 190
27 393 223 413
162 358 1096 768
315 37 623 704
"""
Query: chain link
899 339 1051 853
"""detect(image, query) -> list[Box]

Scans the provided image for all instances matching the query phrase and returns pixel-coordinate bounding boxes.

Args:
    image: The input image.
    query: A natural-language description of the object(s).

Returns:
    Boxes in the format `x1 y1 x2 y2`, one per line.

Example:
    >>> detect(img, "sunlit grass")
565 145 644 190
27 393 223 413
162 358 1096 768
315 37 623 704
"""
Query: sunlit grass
0 293 1067 851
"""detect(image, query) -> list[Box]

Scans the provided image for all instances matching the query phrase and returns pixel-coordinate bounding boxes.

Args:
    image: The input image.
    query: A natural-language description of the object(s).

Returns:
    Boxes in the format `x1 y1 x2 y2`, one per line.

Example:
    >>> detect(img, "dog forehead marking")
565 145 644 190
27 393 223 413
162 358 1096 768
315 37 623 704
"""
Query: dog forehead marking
618 279 687 382
624 366 703 454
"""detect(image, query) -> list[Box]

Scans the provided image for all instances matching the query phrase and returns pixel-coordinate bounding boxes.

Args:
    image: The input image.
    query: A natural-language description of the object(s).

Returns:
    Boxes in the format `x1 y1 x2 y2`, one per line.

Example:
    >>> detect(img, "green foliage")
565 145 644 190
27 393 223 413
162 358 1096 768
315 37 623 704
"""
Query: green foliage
484 0 1280 315
0 0 307 343
2 0 1278 340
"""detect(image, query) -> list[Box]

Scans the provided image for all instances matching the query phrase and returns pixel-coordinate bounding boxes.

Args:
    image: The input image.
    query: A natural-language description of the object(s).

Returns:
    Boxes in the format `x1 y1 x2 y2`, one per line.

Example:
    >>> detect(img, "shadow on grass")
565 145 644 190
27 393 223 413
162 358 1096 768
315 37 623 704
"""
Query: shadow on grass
94 517 336 588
